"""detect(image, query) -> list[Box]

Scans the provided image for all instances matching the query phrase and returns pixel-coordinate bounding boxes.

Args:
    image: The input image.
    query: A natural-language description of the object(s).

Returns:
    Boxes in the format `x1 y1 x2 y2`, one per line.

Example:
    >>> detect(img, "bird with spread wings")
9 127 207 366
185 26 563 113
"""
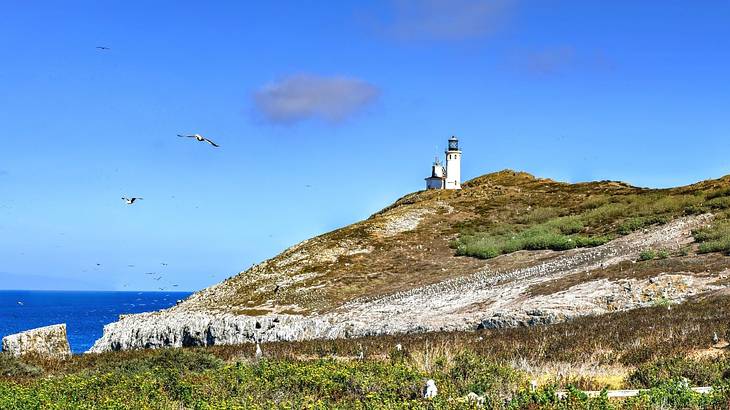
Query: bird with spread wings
177 134 219 148
122 197 143 205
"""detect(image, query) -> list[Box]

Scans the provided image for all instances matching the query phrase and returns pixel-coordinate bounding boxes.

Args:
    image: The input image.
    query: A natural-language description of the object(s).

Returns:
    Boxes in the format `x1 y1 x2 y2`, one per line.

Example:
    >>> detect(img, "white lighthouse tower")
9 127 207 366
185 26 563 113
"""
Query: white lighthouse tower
444 136 461 190
424 136 462 190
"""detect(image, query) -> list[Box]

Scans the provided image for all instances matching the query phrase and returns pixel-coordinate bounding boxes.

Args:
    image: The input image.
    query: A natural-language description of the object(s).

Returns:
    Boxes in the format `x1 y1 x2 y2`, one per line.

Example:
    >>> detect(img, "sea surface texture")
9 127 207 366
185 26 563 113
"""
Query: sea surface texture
0 290 191 353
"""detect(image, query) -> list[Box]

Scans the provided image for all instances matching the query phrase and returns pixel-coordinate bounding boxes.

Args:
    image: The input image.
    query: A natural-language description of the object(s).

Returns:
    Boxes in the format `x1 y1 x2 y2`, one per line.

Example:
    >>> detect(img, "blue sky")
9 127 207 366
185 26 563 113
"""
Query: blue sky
1 1 728 291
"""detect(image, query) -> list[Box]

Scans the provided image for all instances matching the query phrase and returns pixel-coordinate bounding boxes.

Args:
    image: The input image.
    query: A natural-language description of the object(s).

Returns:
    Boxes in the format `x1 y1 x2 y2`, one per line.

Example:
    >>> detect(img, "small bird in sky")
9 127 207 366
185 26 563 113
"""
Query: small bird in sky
161 263 168 267
172 284 179 287
96 46 110 50
17 301 23 306
122 197 143 205
153 276 162 281
144 272 155 275
177 134 219 147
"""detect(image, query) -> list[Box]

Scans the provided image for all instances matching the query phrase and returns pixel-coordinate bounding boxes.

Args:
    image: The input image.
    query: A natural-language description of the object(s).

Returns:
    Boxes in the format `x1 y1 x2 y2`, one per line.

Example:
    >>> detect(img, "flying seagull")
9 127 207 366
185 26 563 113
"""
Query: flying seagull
177 134 219 147
122 197 143 205
17 301 23 306
96 46 111 50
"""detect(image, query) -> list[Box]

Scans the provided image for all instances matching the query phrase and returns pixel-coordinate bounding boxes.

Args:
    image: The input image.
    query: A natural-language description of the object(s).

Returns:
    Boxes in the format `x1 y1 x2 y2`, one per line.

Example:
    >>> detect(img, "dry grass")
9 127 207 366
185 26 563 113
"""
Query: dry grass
183 170 730 316
10 290 730 390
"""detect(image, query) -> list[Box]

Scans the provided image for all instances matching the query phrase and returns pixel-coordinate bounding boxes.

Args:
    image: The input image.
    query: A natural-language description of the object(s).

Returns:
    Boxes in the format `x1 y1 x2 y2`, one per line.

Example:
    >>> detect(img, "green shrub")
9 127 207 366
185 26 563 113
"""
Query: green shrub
447 351 525 399
706 196 730 210
455 217 609 260
93 347 223 375
618 215 669 235
627 356 728 388
0 353 42 378
639 250 656 261
455 188 719 261
698 240 730 254
693 219 730 254
706 188 730 201
544 216 584 235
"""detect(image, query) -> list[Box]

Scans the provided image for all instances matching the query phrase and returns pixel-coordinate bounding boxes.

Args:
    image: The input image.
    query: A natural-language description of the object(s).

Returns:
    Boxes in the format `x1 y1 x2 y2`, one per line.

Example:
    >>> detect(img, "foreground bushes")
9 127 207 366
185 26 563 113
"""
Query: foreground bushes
0 353 513 409
5 293 730 408
0 353 42 378
3 349 730 409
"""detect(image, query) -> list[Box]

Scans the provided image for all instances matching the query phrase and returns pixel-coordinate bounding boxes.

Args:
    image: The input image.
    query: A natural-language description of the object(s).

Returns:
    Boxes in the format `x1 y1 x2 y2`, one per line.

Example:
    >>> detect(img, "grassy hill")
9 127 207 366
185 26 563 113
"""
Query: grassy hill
180 170 730 316
5 171 730 409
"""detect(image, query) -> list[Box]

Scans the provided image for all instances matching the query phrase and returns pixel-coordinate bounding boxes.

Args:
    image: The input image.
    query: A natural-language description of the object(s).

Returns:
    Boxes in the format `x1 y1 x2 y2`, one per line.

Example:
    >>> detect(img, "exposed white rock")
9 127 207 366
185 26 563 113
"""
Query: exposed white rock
89 214 726 354
368 207 433 237
2 324 71 358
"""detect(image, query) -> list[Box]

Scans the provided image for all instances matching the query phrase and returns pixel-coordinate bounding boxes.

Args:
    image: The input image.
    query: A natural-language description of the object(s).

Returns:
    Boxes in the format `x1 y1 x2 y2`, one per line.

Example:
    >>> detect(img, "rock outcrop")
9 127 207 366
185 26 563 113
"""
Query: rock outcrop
89 213 727 353
2 324 72 358
87 171 730 353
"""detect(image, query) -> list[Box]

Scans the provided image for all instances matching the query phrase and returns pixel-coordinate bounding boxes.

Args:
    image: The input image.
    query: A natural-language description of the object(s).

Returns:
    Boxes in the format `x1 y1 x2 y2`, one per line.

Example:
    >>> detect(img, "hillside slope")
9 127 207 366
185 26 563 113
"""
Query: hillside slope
90 171 730 352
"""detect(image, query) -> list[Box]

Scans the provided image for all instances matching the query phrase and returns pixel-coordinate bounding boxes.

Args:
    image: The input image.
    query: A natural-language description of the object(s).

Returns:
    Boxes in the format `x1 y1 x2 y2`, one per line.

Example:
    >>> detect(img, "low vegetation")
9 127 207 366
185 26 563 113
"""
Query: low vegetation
694 217 730 255
6 172 730 408
455 178 730 259
180 170 730 314
454 216 610 259
5 292 730 408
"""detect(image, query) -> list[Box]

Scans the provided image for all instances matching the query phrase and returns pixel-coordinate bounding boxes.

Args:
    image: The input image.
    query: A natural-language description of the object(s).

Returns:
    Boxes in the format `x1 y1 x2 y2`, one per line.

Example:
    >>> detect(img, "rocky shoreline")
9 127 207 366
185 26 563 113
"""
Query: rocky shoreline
89 214 726 353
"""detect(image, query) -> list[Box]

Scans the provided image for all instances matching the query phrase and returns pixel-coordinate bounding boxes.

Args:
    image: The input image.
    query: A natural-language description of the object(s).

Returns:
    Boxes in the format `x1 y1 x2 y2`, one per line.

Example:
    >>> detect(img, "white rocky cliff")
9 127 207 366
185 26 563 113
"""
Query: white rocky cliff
3 324 72 358
89 214 727 353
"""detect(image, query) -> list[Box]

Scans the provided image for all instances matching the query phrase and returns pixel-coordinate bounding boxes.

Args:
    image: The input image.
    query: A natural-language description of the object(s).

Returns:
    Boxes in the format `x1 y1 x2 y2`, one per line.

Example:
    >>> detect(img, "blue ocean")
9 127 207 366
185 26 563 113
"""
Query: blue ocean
0 290 192 354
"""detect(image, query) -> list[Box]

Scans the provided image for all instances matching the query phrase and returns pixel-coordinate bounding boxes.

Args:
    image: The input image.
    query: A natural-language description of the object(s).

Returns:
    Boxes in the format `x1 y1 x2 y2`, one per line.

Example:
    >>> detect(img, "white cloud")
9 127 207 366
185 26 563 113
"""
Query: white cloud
382 0 516 41
522 46 576 75
253 74 379 124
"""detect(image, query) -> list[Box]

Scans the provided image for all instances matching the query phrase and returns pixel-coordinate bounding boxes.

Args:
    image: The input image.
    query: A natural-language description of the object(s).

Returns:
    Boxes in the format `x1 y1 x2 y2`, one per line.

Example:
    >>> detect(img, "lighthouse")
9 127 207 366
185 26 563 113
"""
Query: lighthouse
424 136 462 190
444 136 461 190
